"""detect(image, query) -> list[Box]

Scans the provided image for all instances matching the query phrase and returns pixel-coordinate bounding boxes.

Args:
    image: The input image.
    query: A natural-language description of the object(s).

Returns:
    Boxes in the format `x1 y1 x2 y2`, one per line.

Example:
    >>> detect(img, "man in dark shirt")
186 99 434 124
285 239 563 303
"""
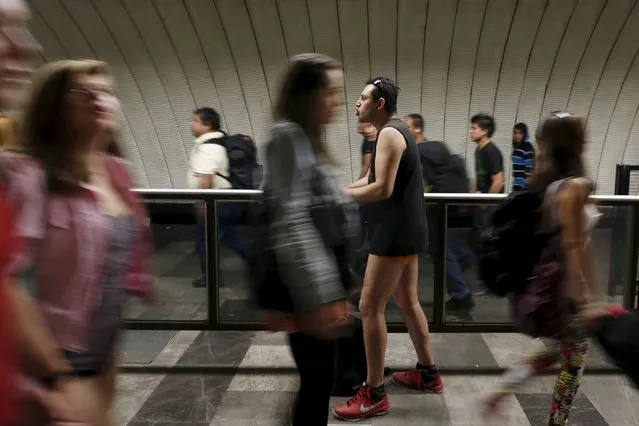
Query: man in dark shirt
332 78 442 422
405 114 474 312
471 113 504 194
469 113 503 295
358 122 377 179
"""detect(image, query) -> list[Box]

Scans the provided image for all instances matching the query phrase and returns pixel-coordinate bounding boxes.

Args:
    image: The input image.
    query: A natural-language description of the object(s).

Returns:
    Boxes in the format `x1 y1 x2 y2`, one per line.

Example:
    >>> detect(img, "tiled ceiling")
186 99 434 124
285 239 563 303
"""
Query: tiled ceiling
25 0 639 193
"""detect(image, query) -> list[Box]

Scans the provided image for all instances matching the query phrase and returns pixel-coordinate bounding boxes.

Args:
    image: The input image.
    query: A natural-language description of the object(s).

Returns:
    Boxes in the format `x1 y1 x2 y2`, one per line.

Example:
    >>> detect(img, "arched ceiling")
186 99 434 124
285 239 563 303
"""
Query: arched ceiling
25 0 639 193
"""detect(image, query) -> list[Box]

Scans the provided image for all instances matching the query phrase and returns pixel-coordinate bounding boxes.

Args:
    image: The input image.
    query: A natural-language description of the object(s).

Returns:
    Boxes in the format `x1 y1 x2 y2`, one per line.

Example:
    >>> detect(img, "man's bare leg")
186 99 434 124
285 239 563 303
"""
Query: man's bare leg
359 254 405 387
393 255 434 365
391 256 443 393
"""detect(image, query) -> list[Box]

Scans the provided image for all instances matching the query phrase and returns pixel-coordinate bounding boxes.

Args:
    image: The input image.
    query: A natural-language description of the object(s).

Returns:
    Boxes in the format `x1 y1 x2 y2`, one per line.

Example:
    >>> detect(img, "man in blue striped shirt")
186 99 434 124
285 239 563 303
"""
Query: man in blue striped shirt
511 122 535 192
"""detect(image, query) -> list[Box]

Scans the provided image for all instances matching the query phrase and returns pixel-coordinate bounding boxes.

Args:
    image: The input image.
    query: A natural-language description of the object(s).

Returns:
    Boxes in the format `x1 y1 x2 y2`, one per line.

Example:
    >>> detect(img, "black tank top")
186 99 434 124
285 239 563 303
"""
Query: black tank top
366 118 427 256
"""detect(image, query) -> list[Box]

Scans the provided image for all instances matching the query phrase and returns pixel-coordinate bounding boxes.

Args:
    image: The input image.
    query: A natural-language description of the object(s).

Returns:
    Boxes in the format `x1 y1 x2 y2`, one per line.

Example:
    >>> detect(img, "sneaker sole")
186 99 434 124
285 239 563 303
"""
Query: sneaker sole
391 375 444 394
331 408 389 422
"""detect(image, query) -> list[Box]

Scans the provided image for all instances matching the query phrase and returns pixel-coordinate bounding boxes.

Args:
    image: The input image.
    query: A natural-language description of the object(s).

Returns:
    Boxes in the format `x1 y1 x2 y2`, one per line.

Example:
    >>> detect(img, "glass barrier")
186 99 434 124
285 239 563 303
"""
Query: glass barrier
217 200 259 323
126 190 639 331
123 199 208 322
442 203 632 324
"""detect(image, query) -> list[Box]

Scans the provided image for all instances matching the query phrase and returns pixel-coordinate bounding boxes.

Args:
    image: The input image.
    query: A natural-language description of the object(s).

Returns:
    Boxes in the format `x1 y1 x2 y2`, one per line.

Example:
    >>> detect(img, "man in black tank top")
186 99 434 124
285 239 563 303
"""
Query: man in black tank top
332 78 442 422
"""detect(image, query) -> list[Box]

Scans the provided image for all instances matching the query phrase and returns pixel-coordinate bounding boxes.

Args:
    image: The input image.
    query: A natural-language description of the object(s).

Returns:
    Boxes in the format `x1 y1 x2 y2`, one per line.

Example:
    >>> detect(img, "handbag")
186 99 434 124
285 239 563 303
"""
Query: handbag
249 139 354 313
510 179 573 338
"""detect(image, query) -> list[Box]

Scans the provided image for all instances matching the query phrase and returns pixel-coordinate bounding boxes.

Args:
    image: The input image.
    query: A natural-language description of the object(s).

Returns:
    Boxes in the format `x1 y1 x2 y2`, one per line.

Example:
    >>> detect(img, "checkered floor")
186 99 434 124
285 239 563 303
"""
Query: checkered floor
116 330 636 426
113 224 634 425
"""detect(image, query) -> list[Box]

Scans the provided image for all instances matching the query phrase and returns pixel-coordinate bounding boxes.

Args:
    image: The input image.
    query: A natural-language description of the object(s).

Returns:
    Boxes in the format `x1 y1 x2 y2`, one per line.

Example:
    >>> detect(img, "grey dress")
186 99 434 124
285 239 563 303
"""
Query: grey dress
64 215 134 373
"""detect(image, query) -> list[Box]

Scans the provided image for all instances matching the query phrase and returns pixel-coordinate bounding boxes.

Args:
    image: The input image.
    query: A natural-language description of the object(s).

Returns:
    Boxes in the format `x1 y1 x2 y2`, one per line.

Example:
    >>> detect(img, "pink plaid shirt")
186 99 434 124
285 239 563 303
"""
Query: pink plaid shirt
1 152 154 352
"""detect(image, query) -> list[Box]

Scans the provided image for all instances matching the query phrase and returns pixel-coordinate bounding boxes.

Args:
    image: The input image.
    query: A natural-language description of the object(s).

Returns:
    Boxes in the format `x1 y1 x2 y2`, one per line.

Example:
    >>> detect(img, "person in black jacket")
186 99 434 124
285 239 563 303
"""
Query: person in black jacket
405 114 475 312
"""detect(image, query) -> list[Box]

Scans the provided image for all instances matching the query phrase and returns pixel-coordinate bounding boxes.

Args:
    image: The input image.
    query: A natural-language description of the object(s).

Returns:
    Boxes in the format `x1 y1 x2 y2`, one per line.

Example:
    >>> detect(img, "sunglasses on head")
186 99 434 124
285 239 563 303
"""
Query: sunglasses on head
536 111 574 138
551 110 573 118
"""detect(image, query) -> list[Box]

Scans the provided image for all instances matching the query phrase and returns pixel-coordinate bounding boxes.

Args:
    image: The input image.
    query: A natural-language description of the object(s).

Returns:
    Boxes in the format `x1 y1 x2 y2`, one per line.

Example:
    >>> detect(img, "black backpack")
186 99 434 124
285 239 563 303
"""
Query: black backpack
448 154 469 192
478 190 552 297
205 134 263 189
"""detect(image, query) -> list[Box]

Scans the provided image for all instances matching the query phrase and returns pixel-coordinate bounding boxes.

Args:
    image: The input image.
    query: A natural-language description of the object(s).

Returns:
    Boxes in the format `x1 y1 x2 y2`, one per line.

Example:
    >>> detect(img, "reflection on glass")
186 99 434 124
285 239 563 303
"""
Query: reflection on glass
442 203 511 323
123 199 208 322
443 203 631 324
218 200 259 322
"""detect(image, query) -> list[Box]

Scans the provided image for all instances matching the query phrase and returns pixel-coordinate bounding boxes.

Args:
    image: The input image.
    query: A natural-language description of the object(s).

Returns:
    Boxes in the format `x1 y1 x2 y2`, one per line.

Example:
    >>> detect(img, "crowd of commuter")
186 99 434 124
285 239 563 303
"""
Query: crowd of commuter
0 1 634 426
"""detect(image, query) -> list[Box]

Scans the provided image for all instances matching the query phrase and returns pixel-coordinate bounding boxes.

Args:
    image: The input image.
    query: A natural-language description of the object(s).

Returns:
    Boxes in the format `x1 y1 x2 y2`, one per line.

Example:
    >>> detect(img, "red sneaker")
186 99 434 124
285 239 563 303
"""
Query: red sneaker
391 370 444 393
331 384 390 421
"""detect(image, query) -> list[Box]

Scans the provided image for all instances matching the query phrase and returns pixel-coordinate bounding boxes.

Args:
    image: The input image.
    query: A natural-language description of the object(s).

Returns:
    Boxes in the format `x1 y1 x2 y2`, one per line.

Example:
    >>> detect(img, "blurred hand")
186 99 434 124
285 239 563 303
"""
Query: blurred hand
298 300 352 339
575 302 607 327
33 382 85 424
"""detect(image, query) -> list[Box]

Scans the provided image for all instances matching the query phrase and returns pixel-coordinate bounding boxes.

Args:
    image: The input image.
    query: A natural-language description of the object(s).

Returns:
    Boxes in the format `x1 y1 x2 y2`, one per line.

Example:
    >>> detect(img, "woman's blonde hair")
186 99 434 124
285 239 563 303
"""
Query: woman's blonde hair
21 59 124 194
0 115 17 150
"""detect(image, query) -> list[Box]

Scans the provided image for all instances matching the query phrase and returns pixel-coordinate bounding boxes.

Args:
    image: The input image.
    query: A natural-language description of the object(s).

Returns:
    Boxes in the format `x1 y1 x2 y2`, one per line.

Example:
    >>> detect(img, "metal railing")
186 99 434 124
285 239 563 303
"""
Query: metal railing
124 189 639 334
118 189 638 375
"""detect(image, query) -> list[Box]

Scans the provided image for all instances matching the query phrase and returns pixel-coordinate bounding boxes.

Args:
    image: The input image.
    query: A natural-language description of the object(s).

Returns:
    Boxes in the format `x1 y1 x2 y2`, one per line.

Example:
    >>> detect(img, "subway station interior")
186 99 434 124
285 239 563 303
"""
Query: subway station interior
15 0 639 425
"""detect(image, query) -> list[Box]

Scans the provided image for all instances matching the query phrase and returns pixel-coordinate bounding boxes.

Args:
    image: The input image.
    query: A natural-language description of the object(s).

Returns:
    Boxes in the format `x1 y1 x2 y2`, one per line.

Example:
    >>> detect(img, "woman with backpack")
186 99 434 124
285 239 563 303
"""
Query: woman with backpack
484 112 599 426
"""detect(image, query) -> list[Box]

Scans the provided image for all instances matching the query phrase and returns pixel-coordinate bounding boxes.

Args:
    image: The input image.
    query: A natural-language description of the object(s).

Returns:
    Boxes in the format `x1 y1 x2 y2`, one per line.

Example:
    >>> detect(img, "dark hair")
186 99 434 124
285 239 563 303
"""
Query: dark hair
533 111 587 190
22 60 123 194
275 53 341 158
194 107 221 132
406 113 424 131
471 113 495 138
366 77 399 114
513 122 529 142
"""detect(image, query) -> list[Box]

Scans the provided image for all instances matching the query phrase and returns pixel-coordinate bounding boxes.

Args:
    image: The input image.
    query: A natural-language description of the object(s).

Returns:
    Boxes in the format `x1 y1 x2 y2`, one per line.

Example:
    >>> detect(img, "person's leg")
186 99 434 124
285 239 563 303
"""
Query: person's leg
549 339 589 426
471 207 490 295
390 256 444 392
484 342 563 417
445 240 472 300
448 233 474 271
193 215 207 287
360 255 405 388
331 255 402 421
288 332 336 426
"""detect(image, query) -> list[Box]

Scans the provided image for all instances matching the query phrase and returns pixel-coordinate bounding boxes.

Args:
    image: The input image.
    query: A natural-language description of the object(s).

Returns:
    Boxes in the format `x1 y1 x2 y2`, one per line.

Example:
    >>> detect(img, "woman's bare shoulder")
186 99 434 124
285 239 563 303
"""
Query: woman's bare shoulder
556 177 591 209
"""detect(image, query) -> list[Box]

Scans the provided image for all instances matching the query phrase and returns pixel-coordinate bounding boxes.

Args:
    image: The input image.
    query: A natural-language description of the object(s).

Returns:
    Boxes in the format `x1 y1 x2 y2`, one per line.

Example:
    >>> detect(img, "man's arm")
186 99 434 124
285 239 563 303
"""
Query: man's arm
358 152 373 180
347 127 404 202
198 174 213 190
487 147 504 193
489 172 504 193
348 174 369 189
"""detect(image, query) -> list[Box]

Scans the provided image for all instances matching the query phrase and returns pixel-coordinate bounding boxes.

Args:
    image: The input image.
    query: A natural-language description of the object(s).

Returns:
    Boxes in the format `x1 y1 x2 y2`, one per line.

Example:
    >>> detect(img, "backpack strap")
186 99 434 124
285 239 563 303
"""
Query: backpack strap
201 135 233 183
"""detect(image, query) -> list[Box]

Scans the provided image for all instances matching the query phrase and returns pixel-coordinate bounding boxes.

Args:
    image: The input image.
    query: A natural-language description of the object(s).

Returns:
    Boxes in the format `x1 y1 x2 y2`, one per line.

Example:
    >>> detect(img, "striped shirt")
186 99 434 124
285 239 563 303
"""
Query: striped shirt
512 141 535 192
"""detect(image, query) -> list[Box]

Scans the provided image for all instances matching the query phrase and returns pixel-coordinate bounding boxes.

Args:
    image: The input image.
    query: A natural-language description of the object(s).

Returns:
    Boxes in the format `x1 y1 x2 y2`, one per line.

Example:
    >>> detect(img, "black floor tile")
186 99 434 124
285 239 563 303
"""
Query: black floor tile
129 374 231 424
516 392 609 426
176 330 255 366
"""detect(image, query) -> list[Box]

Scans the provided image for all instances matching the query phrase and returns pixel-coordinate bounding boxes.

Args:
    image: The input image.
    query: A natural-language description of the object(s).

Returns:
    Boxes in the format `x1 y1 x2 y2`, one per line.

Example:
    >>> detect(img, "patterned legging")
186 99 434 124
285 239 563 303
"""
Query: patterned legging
496 338 589 425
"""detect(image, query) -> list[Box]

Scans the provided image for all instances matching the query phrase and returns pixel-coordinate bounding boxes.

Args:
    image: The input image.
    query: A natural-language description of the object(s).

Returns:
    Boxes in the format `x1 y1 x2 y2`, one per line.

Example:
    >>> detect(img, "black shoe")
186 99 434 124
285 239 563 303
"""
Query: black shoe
445 295 475 312
192 277 206 288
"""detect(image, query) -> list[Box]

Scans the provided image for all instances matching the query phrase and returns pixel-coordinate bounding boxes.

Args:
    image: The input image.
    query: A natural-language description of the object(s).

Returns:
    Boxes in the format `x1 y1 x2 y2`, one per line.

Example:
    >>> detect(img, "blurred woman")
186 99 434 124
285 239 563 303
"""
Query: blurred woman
2 59 153 425
485 112 596 426
264 53 358 425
